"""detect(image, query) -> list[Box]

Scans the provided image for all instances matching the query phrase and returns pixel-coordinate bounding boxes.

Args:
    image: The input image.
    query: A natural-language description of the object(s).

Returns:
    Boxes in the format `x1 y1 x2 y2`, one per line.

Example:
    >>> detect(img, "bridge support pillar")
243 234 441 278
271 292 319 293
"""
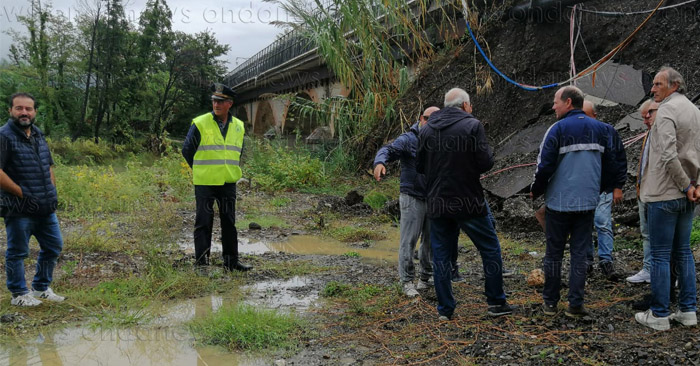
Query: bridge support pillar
270 97 292 135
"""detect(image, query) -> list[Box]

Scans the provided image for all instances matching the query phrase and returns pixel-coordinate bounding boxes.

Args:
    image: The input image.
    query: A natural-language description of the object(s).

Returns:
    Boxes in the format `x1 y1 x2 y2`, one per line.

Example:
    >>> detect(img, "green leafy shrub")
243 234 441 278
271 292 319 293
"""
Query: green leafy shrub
245 139 327 192
364 191 389 210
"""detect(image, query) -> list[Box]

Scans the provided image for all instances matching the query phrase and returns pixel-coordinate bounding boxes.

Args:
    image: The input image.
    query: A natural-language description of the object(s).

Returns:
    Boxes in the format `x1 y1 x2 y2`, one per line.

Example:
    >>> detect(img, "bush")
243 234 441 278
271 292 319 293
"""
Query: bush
244 139 328 192
363 191 389 210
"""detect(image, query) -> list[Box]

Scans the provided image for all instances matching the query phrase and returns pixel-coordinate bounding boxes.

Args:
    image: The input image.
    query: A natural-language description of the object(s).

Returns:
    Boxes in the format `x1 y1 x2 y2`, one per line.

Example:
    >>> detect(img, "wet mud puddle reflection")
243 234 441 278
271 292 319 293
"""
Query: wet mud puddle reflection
0 276 319 366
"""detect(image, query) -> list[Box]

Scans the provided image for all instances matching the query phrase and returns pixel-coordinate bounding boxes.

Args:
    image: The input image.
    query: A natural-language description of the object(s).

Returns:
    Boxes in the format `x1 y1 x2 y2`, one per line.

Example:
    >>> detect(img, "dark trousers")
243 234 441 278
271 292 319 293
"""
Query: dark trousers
543 208 594 308
194 183 238 265
430 215 506 317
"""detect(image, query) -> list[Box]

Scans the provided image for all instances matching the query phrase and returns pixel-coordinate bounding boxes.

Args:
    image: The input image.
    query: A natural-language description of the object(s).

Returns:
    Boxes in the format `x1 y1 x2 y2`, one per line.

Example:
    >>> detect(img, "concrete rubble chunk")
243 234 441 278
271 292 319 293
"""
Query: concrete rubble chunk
577 62 646 107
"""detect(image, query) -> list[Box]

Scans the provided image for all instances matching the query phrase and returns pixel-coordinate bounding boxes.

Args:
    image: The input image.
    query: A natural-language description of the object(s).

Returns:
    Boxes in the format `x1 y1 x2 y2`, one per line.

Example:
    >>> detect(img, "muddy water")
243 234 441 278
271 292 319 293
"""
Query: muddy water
0 295 267 366
241 235 400 263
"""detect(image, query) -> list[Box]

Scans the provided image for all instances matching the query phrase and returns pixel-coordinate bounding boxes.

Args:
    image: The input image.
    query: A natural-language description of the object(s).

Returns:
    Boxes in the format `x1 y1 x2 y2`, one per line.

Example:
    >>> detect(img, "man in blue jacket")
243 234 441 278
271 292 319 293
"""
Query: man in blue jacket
531 86 614 318
374 106 438 297
417 88 514 319
1 93 65 307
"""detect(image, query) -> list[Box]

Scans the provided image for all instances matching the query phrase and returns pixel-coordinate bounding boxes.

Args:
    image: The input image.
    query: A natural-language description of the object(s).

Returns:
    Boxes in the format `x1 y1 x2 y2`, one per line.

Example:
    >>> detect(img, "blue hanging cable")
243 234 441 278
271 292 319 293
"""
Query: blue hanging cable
463 15 559 91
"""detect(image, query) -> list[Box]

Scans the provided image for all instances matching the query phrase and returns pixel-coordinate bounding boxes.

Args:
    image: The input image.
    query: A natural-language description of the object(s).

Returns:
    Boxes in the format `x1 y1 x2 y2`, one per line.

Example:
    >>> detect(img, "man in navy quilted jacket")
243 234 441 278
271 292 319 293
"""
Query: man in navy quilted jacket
0 93 65 307
373 106 439 297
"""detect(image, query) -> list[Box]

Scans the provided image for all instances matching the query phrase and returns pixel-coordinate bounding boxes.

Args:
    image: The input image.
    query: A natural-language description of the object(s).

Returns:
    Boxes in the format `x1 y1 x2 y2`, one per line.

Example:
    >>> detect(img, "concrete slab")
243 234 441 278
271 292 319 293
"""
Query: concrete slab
577 62 646 107
482 165 537 199
495 123 550 159
616 111 646 132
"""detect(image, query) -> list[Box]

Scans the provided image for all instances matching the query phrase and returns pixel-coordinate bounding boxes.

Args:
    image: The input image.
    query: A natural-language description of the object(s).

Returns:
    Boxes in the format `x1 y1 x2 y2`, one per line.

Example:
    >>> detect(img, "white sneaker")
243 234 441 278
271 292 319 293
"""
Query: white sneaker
11 293 42 307
635 309 670 331
416 280 433 290
626 269 651 284
669 310 697 326
402 282 419 297
32 288 65 302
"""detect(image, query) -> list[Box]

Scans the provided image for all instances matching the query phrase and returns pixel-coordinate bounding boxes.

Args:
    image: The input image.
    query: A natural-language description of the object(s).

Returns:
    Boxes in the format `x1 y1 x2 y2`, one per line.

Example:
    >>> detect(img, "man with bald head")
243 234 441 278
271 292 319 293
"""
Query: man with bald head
417 88 514 319
582 100 627 280
530 86 615 318
373 106 438 297
636 67 700 330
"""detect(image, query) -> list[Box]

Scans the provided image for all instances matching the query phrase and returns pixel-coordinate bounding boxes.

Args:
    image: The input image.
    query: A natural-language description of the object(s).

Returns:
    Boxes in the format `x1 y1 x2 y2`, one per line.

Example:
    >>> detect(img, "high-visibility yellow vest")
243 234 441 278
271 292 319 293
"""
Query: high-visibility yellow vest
192 113 245 185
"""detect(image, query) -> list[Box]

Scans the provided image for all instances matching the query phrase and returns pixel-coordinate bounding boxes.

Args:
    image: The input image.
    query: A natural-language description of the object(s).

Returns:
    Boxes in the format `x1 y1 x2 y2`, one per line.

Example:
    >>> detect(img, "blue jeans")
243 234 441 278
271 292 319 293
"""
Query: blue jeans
4 214 64 296
638 200 651 272
647 198 697 317
592 192 614 263
430 215 506 317
543 208 593 308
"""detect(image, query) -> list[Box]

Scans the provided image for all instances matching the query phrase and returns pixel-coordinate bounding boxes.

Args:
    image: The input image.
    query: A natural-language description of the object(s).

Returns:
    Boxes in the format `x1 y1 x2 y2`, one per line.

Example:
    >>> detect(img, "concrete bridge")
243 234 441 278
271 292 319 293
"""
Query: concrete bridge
223 0 588 138
223 0 467 138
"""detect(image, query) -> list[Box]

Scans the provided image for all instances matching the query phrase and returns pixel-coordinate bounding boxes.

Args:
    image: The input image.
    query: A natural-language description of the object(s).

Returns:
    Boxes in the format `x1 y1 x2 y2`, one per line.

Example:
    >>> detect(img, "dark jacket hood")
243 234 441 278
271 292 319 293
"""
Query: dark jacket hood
426 107 473 131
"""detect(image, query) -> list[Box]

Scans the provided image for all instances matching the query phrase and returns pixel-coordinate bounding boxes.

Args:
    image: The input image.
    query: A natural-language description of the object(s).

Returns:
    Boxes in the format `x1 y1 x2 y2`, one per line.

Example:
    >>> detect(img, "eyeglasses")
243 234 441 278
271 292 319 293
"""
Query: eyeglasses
644 108 658 118
212 99 231 104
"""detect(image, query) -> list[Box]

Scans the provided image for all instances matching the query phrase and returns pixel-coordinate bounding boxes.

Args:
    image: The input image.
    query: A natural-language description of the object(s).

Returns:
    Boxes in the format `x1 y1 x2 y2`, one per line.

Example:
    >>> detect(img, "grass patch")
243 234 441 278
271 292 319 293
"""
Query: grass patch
254 259 331 279
188 304 303 351
270 197 292 207
321 281 400 315
691 216 700 246
363 191 389 211
343 251 361 258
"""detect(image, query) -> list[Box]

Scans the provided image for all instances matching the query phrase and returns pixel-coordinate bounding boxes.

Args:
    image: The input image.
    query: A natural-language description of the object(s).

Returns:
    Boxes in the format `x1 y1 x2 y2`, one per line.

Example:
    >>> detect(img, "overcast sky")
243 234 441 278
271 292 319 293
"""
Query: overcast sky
0 0 289 73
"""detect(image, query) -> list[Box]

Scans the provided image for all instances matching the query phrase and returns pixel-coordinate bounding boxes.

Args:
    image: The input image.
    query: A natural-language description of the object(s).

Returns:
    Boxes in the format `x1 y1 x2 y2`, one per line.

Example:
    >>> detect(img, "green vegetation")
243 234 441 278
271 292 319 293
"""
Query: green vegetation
363 191 389 211
270 197 292 207
690 217 700 246
1 0 228 148
244 139 356 194
321 281 400 315
188 304 303 351
343 251 361 258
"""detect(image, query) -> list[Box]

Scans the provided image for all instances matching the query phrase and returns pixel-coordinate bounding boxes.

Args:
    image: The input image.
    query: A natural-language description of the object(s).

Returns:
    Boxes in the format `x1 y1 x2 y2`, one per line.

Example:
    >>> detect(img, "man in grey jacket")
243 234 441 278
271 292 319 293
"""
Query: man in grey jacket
636 67 699 330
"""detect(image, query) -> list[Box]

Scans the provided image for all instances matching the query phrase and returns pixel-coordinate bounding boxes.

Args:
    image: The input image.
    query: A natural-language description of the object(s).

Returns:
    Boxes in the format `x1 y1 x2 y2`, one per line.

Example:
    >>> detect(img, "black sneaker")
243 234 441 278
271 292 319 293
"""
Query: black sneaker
488 303 516 317
542 303 557 316
565 305 589 318
502 268 516 277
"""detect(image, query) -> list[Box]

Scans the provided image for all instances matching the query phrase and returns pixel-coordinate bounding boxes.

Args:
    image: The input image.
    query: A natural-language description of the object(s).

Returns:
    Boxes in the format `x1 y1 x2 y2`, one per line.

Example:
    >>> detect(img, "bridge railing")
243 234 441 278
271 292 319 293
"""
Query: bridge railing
225 0 341 88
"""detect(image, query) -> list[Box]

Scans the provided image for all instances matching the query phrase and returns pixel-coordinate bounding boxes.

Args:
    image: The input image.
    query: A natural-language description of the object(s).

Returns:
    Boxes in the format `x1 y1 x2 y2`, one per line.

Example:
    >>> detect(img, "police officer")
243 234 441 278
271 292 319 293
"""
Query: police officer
182 83 251 272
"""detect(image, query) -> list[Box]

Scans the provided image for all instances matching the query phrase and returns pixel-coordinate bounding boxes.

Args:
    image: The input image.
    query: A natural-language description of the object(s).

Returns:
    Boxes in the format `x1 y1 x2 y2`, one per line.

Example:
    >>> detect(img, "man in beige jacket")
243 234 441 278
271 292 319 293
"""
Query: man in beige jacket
635 67 700 330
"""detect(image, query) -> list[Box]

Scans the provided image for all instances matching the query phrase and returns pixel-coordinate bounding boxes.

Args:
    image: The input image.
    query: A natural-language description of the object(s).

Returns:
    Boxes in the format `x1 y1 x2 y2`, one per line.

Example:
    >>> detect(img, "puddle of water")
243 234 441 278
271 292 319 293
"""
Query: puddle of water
0 326 266 366
239 231 401 264
242 276 319 311
0 295 264 366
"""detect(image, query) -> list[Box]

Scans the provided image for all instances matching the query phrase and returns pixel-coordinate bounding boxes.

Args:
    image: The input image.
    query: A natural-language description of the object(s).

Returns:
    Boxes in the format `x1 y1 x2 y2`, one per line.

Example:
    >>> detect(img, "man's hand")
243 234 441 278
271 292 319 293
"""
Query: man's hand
373 164 386 182
613 188 623 205
687 185 697 202
693 185 700 202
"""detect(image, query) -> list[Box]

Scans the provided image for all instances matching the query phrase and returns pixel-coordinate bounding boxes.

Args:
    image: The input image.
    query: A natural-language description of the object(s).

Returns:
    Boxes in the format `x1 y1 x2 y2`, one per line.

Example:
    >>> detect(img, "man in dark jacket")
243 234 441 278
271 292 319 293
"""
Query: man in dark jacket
374 106 438 297
417 88 514 319
531 86 614 318
1 92 65 307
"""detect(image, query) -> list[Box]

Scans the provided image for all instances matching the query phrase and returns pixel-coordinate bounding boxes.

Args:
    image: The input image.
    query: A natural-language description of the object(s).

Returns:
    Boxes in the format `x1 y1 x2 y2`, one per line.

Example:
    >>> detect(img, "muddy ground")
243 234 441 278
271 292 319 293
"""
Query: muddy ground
0 184 699 365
